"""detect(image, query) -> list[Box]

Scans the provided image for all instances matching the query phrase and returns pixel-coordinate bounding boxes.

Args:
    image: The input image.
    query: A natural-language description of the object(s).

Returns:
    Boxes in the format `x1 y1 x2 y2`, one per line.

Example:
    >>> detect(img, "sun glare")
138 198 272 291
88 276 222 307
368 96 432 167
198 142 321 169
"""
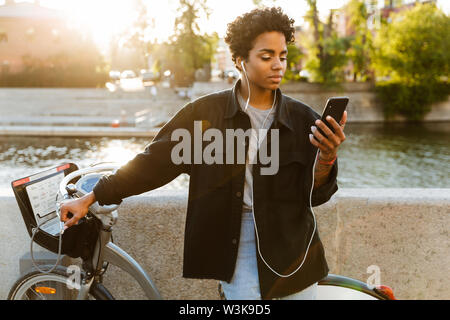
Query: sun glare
98 141 140 166
35 0 346 47
12 0 449 51
37 0 136 50
2 0 385 49
32 0 182 50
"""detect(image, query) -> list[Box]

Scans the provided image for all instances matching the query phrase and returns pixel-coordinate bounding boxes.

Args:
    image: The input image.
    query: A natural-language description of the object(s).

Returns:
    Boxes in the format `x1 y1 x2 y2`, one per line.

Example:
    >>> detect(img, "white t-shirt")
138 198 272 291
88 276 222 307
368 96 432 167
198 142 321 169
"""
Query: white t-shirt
236 90 276 211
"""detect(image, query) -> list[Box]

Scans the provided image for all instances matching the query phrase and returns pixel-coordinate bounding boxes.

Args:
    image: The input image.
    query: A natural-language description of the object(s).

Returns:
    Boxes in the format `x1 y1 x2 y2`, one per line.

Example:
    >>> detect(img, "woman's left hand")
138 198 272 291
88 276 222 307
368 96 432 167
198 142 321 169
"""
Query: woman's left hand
309 111 347 161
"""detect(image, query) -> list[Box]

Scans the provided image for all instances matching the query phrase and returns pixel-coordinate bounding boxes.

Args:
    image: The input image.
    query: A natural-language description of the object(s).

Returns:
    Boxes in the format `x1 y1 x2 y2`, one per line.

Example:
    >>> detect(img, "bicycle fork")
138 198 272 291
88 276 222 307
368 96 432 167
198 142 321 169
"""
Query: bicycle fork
76 276 95 300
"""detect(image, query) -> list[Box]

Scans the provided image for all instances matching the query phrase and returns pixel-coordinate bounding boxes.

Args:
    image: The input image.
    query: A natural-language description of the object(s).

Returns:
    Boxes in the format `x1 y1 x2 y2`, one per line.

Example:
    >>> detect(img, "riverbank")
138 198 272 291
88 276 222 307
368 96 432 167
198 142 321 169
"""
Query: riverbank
1 82 449 138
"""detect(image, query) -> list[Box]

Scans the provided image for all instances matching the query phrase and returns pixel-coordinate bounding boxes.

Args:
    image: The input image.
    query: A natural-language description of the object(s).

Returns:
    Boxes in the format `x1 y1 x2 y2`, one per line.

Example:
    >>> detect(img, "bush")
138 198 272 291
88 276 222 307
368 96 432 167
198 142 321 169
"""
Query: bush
0 68 108 88
0 48 108 88
371 3 450 120
372 4 450 84
375 81 450 121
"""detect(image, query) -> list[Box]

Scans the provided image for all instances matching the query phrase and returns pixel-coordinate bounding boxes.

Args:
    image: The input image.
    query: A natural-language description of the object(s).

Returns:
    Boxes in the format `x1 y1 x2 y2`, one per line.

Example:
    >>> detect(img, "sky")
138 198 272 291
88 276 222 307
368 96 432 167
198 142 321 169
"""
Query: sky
4 0 450 51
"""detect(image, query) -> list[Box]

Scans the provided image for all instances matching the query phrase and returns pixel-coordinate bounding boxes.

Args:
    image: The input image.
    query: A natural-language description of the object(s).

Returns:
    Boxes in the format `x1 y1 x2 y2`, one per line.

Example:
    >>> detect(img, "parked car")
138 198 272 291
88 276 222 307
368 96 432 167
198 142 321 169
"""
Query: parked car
299 70 310 80
121 70 137 79
223 69 239 80
109 70 121 81
140 70 160 82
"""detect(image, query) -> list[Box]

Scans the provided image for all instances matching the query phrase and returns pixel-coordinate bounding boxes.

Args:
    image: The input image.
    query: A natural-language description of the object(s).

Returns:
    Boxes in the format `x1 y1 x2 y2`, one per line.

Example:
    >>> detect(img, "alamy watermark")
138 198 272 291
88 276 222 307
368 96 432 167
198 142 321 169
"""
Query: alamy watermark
366 265 381 289
170 121 280 175
66 265 81 290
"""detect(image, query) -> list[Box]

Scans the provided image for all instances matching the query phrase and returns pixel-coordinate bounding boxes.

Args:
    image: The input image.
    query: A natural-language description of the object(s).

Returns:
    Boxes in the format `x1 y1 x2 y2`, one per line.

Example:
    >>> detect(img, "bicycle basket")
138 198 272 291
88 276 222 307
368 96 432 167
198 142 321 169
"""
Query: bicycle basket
11 163 101 260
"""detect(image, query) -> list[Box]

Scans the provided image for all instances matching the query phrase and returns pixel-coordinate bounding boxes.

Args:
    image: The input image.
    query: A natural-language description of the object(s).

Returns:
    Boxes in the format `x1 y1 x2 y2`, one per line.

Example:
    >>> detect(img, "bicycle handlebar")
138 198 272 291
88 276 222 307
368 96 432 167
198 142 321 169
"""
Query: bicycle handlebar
59 164 120 213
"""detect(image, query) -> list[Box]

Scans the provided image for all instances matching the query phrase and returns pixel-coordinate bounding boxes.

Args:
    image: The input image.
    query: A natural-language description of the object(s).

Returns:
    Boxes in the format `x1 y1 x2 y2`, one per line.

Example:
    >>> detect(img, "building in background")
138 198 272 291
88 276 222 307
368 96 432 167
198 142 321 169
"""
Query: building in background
334 0 438 38
0 0 85 74
211 37 236 80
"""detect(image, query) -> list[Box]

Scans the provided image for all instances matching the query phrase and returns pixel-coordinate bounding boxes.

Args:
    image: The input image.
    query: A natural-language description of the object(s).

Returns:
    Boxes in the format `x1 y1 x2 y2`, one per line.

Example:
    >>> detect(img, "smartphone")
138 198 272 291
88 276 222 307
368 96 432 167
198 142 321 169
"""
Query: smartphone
315 97 349 140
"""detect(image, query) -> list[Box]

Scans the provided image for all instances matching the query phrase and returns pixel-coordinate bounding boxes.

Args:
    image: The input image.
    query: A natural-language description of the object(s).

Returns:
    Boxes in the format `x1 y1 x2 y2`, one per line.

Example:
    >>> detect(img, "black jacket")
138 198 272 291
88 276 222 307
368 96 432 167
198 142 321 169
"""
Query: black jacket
93 80 338 299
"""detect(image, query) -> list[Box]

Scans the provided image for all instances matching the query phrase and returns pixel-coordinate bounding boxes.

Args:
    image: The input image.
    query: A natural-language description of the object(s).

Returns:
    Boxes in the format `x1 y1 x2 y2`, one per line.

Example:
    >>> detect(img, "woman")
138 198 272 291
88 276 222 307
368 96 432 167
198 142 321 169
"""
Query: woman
60 7 347 300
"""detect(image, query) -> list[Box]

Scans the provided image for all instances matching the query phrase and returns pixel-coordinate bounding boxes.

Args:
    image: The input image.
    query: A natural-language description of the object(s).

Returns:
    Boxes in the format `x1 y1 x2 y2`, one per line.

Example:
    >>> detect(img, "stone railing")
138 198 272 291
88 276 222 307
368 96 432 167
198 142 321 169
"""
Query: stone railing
0 188 448 300
192 81 450 123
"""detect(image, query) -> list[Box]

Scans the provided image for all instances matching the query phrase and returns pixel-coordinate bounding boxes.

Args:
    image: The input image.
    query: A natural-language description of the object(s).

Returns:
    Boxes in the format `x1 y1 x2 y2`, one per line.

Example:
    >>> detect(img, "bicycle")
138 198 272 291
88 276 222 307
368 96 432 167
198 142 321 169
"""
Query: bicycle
8 163 395 300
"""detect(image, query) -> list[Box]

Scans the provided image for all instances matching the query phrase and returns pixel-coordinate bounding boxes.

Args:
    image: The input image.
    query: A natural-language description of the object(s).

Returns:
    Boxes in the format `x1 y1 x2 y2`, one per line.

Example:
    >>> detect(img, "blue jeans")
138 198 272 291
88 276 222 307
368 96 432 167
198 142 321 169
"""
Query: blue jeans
220 210 317 300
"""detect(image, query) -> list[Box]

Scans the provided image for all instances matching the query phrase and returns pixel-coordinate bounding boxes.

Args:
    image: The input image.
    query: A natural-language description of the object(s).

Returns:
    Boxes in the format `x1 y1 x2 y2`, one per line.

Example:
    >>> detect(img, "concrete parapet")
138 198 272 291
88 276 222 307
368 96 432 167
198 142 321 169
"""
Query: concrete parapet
0 188 448 300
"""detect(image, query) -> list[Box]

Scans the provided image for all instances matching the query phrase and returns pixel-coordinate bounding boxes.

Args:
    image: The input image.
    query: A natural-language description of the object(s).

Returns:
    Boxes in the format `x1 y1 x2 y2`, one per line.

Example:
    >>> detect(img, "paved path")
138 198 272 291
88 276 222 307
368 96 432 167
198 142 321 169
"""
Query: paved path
0 87 185 117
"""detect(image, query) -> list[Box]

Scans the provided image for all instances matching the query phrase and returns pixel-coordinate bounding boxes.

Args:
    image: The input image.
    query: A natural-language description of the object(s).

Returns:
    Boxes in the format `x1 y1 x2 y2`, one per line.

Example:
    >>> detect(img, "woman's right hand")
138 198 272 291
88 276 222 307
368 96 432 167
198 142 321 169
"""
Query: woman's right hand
59 191 96 231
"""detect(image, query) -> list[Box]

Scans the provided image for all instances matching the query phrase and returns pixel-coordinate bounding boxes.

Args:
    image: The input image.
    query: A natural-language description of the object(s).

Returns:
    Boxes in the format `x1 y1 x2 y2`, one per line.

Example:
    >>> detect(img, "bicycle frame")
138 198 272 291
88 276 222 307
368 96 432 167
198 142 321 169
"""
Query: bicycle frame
77 228 162 300
102 242 162 299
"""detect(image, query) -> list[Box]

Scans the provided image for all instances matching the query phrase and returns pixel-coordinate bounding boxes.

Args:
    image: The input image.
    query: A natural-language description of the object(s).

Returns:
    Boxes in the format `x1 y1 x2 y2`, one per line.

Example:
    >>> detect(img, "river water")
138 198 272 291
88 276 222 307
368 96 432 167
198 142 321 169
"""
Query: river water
1 122 448 195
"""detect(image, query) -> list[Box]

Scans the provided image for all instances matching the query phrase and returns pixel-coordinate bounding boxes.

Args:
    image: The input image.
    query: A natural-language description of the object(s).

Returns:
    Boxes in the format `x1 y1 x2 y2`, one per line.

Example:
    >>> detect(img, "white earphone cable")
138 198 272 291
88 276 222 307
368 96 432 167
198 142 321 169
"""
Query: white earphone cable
251 150 319 278
241 61 251 113
241 60 318 278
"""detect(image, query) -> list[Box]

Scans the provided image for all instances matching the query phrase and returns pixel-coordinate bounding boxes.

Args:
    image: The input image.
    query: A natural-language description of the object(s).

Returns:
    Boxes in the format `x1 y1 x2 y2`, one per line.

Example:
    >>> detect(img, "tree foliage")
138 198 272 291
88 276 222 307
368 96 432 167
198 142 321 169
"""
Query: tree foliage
116 0 218 86
160 0 218 86
372 3 450 84
303 1 350 84
283 43 304 81
345 0 374 81
252 0 278 8
372 3 450 120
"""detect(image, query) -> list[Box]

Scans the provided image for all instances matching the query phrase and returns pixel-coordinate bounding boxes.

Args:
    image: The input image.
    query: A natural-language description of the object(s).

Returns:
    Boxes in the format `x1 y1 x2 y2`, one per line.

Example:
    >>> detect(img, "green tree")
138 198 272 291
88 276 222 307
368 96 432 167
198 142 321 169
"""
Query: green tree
372 3 450 120
168 0 218 86
303 1 350 84
120 0 155 69
252 0 277 8
345 0 374 82
372 3 449 84
283 43 303 81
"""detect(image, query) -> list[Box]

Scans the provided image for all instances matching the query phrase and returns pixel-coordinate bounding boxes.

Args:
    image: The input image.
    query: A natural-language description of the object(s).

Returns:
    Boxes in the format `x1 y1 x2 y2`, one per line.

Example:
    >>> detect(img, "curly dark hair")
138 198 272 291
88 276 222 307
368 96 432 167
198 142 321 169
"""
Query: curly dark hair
224 7 295 68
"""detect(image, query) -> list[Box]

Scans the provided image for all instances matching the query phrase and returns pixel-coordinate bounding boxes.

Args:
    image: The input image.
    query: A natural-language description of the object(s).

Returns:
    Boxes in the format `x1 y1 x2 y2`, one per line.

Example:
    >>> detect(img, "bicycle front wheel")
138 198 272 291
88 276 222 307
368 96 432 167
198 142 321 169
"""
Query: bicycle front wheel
8 265 113 300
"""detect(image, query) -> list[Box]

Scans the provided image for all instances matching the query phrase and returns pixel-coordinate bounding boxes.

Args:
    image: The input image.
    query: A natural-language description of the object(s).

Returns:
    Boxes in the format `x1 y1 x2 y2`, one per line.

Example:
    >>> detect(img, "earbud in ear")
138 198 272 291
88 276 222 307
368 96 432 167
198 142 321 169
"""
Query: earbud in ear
241 61 246 73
